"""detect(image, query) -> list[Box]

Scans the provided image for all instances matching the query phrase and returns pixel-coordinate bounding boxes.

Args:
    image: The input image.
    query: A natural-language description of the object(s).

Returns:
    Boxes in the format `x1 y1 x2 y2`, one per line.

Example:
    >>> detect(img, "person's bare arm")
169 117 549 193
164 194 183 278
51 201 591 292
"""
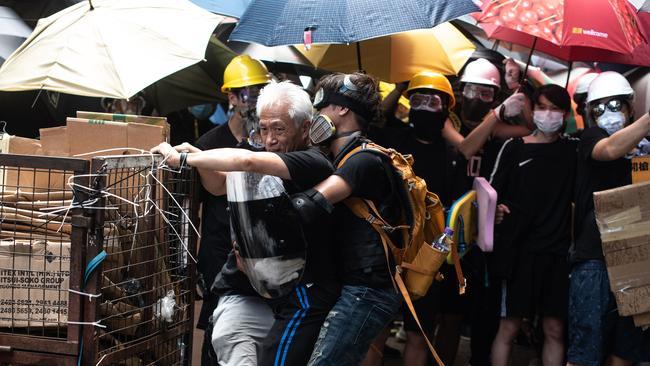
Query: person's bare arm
151 142 291 196
442 119 464 148
381 81 408 119
592 113 650 161
312 175 352 204
458 110 499 159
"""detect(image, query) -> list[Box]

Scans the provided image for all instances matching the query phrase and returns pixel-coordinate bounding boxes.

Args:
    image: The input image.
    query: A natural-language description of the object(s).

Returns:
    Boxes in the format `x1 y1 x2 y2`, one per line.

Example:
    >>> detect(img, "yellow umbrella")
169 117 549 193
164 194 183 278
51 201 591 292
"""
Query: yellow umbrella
297 22 475 82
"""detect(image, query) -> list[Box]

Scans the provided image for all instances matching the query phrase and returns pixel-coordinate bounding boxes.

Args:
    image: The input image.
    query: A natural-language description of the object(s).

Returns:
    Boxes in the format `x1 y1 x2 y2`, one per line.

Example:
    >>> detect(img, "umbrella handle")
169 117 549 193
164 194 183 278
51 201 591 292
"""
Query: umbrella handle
522 37 538 84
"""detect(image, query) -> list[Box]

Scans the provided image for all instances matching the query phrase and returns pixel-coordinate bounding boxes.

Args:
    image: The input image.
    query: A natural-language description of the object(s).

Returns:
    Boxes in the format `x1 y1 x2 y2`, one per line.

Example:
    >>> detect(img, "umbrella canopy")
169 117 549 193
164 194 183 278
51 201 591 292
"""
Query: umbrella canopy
0 6 32 64
296 23 475 81
0 0 225 99
478 0 644 54
229 0 479 46
227 41 312 65
475 0 646 62
145 36 237 115
190 0 252 18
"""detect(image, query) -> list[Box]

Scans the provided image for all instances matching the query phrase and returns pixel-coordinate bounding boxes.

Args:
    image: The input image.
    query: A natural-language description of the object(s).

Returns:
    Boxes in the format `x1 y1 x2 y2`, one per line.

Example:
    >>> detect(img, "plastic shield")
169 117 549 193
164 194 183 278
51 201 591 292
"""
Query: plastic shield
226 171 307 298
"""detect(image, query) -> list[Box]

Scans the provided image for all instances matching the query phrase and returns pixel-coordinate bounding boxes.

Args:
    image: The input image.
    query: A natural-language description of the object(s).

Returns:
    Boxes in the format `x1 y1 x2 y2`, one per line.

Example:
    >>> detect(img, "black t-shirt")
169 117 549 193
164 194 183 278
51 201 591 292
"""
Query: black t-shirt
573 127 631 262
194 123 239 291
490 137 578 255
333 139 402 288
212 147 335 296
446 135 505 207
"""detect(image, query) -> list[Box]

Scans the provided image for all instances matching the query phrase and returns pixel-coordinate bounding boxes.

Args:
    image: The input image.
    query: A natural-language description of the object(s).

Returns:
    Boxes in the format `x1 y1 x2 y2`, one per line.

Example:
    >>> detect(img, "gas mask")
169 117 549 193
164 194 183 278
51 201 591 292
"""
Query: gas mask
308 113 358 146
596 110 626 135
533 110 564 134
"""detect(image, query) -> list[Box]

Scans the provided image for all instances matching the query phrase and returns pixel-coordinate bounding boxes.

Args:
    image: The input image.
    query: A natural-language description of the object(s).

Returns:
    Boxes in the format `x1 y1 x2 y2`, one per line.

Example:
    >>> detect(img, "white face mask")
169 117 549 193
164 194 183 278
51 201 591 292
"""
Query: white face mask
596 110 626 135
533 110 564 134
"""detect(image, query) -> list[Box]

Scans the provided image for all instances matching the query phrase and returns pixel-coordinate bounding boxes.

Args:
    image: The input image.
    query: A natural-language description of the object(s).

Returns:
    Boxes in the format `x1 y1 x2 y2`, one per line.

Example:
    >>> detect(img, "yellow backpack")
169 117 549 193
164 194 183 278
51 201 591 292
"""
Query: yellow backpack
337 141 466 366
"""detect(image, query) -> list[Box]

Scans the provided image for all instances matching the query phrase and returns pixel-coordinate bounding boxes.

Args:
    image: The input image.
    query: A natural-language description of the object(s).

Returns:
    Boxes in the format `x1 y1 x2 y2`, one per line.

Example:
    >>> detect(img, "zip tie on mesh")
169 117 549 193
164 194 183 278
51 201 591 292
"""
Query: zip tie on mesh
149 171 200 238
95 354 108 366
67 320 106 328
149 199 197 264
617 285 630 293
68 289 101 302
72 147 148 157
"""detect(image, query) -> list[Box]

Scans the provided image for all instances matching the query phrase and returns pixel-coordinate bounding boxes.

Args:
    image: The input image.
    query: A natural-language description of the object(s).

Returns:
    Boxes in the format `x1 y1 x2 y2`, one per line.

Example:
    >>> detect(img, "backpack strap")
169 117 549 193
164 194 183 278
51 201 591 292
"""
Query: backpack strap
450 240 467 295
395 269 445 366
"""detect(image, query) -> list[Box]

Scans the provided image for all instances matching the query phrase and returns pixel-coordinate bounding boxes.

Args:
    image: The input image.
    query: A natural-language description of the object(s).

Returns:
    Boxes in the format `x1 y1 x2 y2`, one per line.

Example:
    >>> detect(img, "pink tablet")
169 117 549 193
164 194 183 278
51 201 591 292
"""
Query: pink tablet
473 177 497 252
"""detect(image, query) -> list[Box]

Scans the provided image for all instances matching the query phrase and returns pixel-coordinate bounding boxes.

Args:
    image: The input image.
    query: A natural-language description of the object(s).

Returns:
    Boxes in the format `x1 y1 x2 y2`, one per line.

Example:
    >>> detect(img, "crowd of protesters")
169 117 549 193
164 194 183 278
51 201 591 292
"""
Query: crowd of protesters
151 51 650 366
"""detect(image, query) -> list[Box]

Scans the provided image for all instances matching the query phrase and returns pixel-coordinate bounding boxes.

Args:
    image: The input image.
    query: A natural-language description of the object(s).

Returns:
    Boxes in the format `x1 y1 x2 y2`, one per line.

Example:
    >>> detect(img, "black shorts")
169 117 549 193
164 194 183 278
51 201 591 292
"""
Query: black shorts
500 251 568 319
403 280 441 333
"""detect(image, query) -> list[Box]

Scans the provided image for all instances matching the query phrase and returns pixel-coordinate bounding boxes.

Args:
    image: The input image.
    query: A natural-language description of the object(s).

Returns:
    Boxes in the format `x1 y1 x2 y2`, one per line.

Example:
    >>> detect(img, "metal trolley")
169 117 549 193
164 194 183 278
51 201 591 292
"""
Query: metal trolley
0 154 198 366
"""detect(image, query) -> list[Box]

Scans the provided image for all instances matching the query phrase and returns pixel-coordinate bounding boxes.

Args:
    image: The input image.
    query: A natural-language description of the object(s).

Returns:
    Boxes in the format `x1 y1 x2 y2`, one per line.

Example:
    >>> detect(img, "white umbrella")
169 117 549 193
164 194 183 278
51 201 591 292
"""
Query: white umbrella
0 0 225 99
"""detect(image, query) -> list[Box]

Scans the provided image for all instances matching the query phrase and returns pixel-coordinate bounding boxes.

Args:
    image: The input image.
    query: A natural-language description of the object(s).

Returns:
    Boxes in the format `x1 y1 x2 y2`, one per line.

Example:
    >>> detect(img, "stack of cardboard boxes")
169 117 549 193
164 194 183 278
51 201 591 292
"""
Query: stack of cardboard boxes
0 112 169 328
594 180 650 328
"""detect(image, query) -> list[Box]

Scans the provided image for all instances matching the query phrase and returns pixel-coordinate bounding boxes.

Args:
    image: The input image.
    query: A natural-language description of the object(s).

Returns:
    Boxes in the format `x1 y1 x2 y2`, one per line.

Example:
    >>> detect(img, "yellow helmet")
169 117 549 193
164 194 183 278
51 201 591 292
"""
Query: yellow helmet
221 55 272 93
405 71 456 109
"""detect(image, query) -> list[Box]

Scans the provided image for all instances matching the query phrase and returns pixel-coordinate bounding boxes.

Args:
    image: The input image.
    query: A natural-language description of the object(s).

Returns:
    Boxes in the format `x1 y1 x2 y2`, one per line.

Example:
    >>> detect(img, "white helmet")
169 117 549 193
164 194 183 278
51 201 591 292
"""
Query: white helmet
574 73 598 95
461 58 501 89
586 71 634 103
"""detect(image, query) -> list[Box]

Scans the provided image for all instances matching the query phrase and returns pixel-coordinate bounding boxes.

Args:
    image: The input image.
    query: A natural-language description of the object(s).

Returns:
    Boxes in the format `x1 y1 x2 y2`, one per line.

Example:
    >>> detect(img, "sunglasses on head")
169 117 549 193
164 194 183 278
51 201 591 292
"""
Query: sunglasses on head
591 98 625 118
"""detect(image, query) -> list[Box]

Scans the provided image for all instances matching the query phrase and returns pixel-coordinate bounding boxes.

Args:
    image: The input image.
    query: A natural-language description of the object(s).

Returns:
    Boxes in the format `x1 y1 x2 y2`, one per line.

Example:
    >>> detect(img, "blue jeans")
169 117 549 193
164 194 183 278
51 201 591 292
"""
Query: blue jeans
307 285 402 366
567 260 613 366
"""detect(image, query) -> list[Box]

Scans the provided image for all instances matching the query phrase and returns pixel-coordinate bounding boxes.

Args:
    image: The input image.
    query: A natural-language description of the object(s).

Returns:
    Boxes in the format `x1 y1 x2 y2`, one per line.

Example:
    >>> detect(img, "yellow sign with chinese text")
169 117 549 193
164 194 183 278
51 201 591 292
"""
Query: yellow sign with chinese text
632 156 650 183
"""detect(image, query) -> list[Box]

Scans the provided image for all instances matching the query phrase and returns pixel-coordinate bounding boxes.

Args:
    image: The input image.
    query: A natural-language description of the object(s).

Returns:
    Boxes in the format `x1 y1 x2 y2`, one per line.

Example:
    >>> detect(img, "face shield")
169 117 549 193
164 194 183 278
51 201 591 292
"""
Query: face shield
226 172 307 298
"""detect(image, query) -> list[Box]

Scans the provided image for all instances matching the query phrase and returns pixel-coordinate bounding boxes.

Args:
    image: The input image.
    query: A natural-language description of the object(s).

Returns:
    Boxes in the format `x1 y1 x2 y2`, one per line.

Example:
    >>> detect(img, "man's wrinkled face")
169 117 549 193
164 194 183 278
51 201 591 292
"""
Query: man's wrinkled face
259 104 307 152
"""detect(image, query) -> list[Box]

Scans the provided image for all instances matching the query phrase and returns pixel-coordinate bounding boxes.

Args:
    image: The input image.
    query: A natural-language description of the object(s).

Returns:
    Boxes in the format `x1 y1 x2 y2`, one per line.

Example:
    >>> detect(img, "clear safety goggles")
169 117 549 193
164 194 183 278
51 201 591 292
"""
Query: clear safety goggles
591 98 624 118
462 84 495 103
237 85 263 104
409 93 443 112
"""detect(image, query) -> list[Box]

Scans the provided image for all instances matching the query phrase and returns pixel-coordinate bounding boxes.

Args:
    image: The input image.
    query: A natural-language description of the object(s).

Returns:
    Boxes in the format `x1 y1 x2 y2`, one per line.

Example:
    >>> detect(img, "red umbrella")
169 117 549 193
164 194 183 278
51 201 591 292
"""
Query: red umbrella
475 0 647 63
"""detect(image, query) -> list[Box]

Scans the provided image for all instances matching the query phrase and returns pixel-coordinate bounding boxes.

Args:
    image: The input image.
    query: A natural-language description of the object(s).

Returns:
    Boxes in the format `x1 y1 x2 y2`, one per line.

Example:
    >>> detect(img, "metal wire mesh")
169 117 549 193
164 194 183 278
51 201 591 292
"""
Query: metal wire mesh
0 155 85 343
0 154 197 365
89 156 196 365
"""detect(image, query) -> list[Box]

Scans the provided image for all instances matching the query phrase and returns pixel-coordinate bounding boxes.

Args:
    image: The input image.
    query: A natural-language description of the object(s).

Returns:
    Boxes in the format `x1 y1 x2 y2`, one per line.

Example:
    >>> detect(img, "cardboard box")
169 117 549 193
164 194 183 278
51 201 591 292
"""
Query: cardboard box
594 181 650 318
39 126 69 157
65 118 166 158
0 136 70 192
0 240 71 327
633 311 650 328
76 111 170 141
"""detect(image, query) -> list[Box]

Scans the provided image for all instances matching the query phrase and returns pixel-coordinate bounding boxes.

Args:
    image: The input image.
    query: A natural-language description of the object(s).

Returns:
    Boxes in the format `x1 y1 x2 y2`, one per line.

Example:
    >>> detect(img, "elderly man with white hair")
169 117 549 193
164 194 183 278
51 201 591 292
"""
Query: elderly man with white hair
152 81 340 366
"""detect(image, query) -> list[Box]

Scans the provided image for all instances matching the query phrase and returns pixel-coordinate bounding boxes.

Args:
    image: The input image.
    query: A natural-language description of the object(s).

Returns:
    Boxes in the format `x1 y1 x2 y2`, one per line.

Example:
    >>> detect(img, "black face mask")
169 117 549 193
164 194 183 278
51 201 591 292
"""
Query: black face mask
409 110 447 141
462 98 492 124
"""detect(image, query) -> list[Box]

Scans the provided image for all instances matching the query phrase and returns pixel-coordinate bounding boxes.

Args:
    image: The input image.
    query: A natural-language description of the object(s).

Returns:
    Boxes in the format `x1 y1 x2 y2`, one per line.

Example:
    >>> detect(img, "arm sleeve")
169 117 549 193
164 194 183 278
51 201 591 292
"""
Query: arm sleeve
578 127 608 162
277 148 334 190
333 151 390 200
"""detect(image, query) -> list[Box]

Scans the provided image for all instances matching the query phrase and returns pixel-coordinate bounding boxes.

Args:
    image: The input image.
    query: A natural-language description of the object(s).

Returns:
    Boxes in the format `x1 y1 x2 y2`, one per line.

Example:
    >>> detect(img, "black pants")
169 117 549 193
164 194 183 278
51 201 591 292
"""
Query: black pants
259 281 340 366
467 250 500 366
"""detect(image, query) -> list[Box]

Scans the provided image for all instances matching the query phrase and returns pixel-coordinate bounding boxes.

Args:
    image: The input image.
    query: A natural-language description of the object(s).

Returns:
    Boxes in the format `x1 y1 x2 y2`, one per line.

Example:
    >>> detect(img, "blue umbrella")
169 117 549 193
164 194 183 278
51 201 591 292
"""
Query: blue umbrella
229 0 479 46
190 0 252 18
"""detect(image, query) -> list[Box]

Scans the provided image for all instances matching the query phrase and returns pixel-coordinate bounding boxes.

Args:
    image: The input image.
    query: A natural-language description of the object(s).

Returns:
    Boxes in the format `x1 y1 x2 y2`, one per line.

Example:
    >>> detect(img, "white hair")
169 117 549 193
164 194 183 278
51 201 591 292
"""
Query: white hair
256 81 313 127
